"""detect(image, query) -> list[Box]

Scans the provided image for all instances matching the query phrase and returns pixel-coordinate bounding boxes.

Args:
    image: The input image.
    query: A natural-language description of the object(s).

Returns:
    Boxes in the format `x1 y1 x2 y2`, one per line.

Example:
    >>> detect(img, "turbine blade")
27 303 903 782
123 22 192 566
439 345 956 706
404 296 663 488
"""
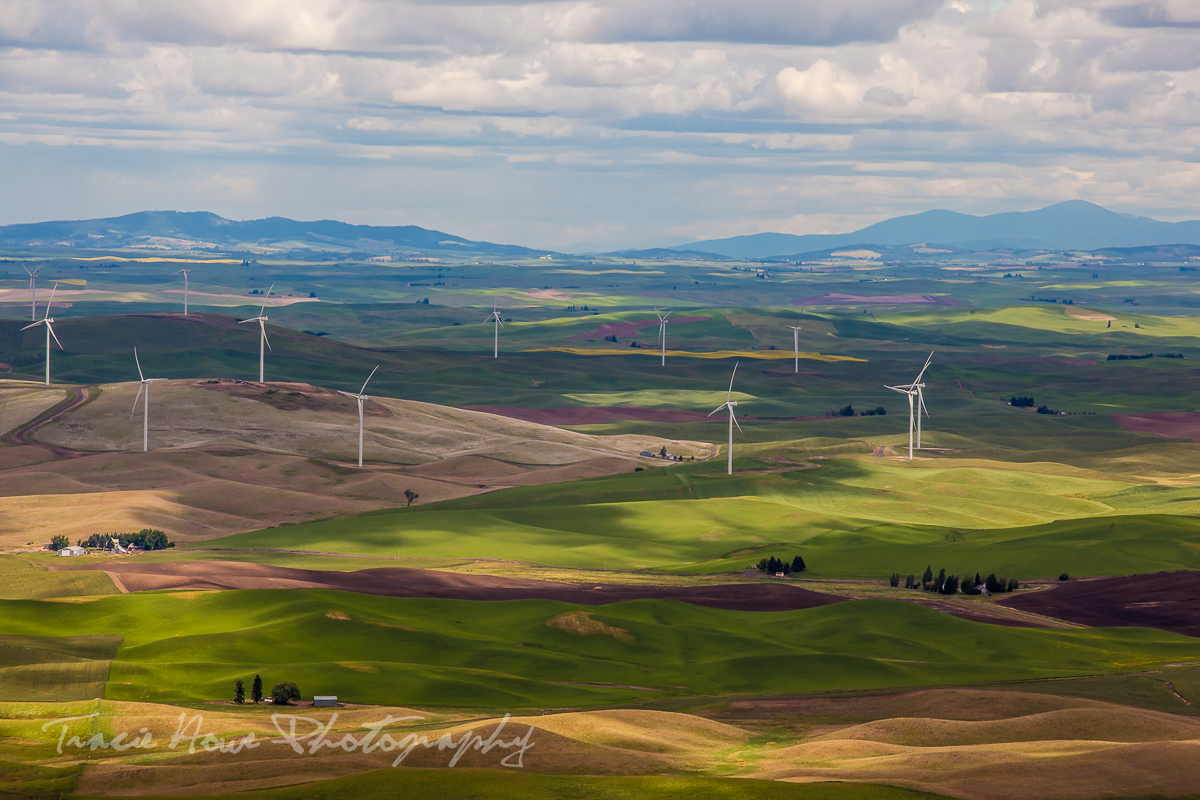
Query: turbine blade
44 283 59 318
261 323 272 351
727 361 739 400
919 390 930 418
134 347 144 382
23 266 32 277
731 410 743 433
47 321 63 350
20 320 42 331
708 405 725 417
259 283 275 316
337 390 359 399
238 318 255 324
359 365 379 396
131 383 144 420
914 351 934 383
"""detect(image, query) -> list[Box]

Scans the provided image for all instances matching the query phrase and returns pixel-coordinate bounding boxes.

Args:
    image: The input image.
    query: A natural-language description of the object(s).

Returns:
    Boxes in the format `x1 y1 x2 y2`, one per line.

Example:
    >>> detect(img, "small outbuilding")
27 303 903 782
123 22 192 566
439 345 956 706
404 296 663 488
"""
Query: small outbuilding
313 696 338 707
57 546 86 557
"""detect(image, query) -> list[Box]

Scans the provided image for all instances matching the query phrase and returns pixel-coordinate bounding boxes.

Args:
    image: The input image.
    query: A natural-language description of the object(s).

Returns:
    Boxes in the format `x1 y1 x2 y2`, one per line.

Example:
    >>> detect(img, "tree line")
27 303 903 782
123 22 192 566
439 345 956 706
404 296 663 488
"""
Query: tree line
756 555 806 575
233 674 300 706
890 566 1018 595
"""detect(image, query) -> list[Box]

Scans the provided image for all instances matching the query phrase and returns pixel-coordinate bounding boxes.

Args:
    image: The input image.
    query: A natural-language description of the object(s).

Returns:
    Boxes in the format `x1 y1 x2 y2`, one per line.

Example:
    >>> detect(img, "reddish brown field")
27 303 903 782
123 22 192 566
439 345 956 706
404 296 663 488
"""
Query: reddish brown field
791 294 963 306
568 316 711 340
997 571 1200 636
51 560 848 611
1113 412 1200 443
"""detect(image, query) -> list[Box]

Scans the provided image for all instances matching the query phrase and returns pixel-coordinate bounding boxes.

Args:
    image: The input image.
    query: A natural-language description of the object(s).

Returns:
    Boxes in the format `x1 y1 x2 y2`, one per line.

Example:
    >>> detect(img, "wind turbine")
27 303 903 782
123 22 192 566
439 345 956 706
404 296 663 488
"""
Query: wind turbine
174 269 191 315
655 309 672 366
708 361 742 475
788 320 802 373
485 306 503 358
238 283 274 383
884 352 933 460
23 265 41 321
21 283 63 385
130 348 166 452
338 365 380 468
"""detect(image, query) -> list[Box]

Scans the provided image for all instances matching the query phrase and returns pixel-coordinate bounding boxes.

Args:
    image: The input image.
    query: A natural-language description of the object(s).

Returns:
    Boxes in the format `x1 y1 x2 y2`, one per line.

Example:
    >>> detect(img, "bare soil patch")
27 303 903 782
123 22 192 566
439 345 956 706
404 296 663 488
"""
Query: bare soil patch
569 316 711 340
1113 412 1200 443
197 379 393 417
997 571 1200 636
467 406 835 425
51 560 849 612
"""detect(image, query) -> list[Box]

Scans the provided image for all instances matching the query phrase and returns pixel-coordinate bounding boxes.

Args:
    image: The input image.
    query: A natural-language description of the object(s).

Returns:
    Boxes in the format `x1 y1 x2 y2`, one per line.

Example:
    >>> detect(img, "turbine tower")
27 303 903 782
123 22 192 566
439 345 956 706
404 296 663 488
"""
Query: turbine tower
656 309 672 366
884 352 933 460
788 320 802 373
174 269 191 315
20 283 63 385
238 283 274 383
708 361 743 475
337 366 380 468
23 265 41 321
485 306 504 358
130 348 166 452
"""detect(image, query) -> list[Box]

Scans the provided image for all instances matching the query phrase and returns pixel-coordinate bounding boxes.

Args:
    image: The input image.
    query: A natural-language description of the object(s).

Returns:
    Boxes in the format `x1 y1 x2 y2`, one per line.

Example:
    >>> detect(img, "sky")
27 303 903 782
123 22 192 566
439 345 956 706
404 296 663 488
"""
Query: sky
0 0 1197 251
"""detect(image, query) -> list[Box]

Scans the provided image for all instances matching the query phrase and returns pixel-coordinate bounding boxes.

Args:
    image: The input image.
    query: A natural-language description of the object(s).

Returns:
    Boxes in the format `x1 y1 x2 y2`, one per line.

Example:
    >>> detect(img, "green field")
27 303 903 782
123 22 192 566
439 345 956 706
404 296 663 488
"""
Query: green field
0 592 1196 708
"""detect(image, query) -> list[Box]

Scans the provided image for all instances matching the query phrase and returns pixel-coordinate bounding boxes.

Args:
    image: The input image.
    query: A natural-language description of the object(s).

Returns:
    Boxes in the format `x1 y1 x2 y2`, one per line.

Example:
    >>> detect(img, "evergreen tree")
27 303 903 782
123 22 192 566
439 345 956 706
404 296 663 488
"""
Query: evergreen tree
922 565 934 585
934 568 946 593
985 573 1002 594
757 557 769 572
251 674 263 704
781 562 791 575
791 555 806 572
1007 578 1019 592
941 575 959 595
974 572 982 589
889 573 900 588
905 574 915 589
234 679 245 705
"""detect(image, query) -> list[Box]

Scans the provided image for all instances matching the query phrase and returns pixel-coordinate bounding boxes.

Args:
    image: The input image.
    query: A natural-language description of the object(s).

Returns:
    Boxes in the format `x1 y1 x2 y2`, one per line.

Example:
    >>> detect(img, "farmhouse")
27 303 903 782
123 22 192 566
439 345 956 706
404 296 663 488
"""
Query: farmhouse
57 545 86 557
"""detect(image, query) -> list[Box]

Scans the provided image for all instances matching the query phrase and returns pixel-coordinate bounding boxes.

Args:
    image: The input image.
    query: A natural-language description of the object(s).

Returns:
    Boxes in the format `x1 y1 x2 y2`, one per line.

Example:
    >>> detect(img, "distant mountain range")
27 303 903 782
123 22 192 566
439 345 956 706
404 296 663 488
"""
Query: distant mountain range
669 201 1200 259
0 211 547 256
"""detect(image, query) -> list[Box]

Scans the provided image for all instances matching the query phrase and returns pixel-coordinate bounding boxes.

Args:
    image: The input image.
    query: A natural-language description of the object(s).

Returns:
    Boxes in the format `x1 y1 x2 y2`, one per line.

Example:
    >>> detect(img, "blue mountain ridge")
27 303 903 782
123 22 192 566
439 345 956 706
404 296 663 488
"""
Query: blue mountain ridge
671 201 1200 259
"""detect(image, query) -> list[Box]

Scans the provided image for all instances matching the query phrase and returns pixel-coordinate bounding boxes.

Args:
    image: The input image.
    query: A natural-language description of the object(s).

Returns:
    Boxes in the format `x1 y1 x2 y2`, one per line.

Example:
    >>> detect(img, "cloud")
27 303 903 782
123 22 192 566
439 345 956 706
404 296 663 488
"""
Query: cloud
0 0 1196 249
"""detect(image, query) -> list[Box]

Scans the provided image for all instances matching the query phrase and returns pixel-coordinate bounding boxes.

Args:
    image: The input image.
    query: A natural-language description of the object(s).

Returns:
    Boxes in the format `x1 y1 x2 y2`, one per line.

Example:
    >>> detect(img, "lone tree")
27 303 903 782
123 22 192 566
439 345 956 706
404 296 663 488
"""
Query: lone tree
234 680 245 705
271 682 301 706
403 489 419 507
251 674 263 704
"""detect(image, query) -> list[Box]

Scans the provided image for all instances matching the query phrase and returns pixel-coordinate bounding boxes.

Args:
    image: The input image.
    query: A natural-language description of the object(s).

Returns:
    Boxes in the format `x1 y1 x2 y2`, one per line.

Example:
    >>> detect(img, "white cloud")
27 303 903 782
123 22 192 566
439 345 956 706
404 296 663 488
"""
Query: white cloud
0 0 1195 249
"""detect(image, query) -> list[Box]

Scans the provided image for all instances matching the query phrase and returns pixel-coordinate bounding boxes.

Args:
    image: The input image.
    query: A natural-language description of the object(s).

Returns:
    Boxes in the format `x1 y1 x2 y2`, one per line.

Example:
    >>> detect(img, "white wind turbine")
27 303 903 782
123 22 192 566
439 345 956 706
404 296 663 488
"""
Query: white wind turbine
338 366 380 468
174 269 191 315
708 361 743 475
884 352 933 460
130 348 167 452
655 309 672 366
21 283 63 385
788 320 802 373
485 306 503 358
239 283 275 383
23 265 41 321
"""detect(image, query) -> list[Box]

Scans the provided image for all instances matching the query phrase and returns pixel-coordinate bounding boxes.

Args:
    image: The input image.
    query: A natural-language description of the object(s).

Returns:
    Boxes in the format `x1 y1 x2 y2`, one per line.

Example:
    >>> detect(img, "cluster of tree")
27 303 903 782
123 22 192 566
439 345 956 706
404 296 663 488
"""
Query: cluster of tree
756 555 806 574
603 334 618 342
50 535 70 550
1030 297 1074 304
896 566 1018 595
1106 353 1184 360
79 529 173 551
233 674 300 706
1036 405 1059 415
1009 396 1035 408
827 405 887 417
565 305 592 311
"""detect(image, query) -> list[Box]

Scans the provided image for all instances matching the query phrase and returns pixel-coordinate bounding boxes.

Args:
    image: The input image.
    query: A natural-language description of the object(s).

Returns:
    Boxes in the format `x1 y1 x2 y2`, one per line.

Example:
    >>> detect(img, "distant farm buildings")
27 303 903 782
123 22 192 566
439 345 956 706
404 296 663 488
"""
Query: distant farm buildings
57 545 86 557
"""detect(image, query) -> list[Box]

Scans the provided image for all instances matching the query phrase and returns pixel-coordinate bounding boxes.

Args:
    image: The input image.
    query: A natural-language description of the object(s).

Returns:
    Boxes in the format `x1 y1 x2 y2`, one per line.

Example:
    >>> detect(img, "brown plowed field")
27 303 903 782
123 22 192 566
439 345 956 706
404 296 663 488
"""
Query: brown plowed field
1113 412 1200 443
51 560 849 612
997 571 1200 636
